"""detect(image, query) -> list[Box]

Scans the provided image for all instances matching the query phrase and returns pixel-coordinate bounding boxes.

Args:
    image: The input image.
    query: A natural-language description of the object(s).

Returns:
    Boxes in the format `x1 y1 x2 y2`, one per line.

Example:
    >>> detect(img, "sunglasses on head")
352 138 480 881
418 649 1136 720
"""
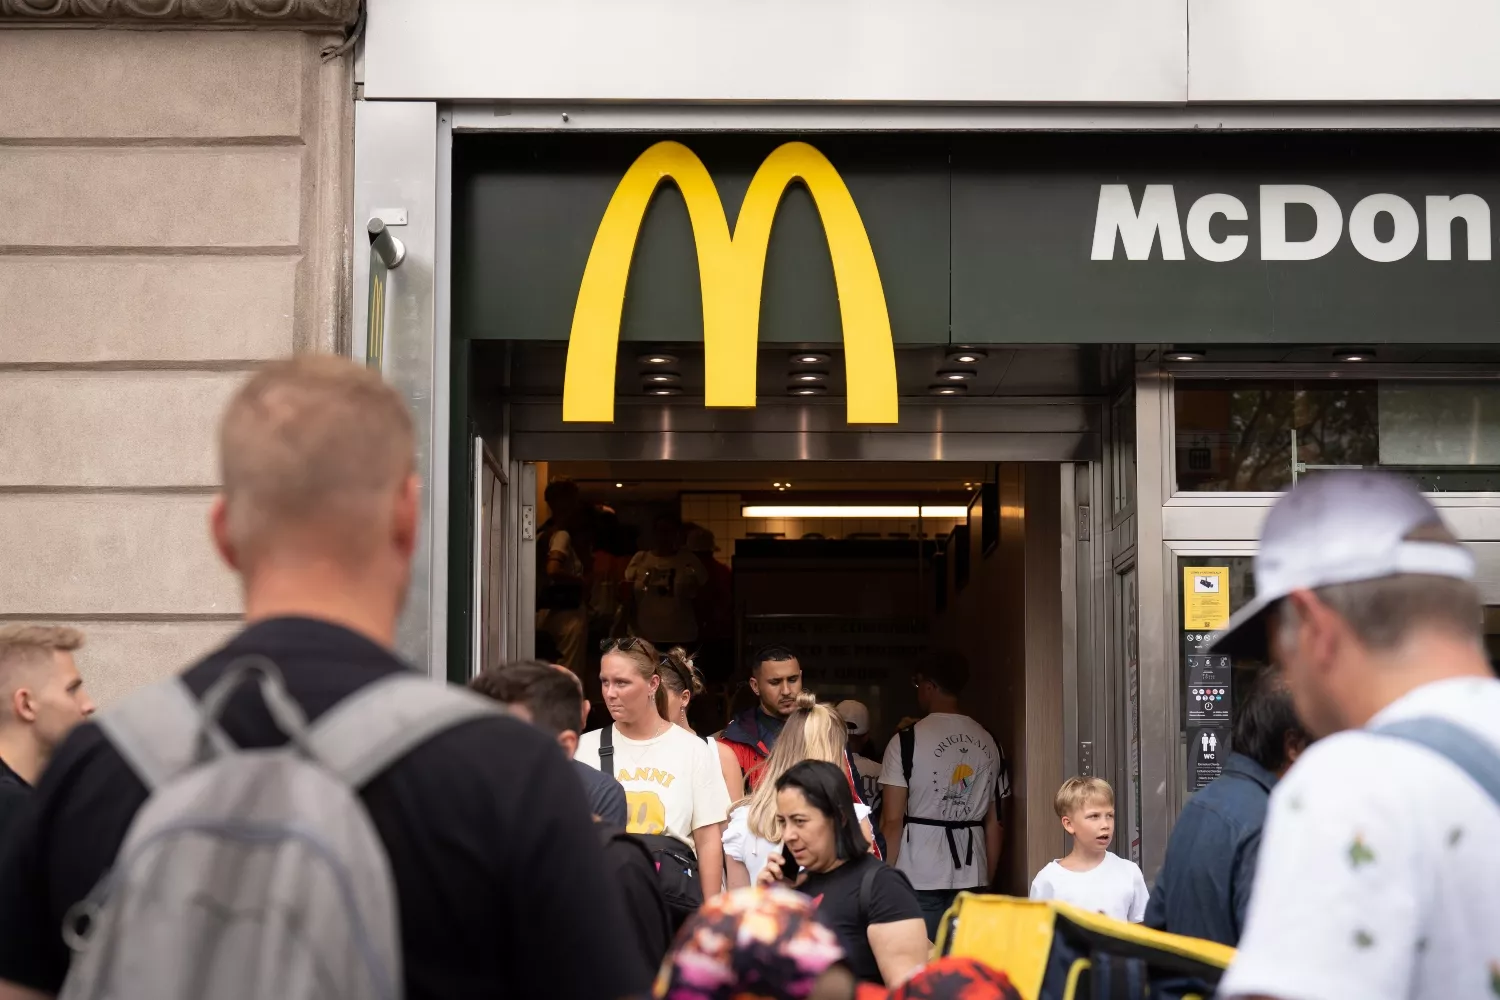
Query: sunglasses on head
600 637 649 654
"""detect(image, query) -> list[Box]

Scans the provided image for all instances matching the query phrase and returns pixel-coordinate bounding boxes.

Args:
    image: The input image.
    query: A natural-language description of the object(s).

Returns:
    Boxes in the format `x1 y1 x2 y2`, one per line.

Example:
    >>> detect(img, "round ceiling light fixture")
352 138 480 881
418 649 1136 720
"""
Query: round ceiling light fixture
792 371 828 383
1168 348 1206 362
642 371 681 384
637 352 678 366
929 383 969 396
645 386 682 396
1333 347 1376 363
946 348 988 365
788 384 827 396
937 369 977 382
789 351 830 365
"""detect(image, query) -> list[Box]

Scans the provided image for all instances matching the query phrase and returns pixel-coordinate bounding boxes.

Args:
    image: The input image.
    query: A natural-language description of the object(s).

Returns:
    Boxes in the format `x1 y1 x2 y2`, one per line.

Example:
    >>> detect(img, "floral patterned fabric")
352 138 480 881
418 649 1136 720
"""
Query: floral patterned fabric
654 887 847 1000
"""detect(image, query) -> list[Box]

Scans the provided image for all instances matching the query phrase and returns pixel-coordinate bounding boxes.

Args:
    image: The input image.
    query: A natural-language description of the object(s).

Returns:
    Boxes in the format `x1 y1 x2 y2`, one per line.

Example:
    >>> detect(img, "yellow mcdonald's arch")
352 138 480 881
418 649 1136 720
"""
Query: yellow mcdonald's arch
562 141 899 424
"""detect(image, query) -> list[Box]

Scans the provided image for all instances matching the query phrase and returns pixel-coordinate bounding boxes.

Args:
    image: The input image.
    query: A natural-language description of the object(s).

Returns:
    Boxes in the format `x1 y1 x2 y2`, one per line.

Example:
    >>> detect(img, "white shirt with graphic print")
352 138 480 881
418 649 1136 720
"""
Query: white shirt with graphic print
1222 676 1500 1000
879 712 1010 890
577 722 731 849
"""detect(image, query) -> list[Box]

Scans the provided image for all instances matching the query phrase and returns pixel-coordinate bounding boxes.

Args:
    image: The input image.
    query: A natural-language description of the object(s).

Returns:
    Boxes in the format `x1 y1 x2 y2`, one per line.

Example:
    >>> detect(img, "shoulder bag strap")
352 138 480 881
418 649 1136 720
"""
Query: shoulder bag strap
599 723 615 777
1371 716 1500 809
307 673 502 789
899 725 916 786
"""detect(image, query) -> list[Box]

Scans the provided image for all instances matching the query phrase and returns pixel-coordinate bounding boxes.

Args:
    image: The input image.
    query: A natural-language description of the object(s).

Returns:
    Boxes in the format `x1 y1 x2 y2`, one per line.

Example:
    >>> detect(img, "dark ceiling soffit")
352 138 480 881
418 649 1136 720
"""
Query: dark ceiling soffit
0 0 359 24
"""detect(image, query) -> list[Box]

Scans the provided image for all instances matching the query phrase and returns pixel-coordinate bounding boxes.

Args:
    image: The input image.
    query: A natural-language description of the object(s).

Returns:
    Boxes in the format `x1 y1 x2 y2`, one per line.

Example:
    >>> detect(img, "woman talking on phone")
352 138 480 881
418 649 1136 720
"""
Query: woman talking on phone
577 637 731 921
723 693 875 887
757 759 929 986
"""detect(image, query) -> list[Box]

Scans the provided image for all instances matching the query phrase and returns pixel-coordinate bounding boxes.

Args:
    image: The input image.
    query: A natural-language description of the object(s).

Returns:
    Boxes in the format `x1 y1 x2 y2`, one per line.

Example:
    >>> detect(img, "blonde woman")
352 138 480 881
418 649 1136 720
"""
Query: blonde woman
722 693 876 888
576 638 731 915
658 652 746 801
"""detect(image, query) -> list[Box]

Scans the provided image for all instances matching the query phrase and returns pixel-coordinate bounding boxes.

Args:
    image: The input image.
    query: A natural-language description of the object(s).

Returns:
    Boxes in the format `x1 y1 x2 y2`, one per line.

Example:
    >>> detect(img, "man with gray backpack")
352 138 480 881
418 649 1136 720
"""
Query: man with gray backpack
0 357 644 1000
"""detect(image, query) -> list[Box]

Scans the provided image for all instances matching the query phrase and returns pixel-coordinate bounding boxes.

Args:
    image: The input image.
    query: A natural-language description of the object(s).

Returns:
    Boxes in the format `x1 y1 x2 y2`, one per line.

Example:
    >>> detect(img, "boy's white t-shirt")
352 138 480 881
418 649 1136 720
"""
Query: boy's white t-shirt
1221 676 1500 1000
1029 852 1149 923
879 712 1010 890
577 723 731 848
722 802 872 885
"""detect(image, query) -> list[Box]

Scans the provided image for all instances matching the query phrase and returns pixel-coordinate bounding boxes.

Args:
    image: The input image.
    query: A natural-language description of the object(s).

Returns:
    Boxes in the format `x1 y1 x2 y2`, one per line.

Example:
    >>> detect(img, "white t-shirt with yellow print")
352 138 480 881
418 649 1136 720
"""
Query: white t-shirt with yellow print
577 722 731 847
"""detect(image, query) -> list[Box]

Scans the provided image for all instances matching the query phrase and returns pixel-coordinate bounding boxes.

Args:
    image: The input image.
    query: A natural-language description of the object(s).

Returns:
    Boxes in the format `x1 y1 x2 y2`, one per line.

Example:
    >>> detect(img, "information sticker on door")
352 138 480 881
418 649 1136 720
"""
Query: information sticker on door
1183 566 1230 631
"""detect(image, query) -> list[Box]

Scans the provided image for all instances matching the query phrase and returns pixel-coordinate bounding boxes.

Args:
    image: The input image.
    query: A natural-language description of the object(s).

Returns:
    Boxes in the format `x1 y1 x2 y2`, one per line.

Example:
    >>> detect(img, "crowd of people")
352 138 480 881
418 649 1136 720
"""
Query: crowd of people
0 354 1494 999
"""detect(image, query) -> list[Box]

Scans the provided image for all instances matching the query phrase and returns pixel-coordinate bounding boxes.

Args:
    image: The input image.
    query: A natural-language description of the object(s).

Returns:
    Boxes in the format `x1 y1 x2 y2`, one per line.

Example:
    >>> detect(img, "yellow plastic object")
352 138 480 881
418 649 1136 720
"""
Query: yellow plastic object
934 894 1236 1000
563 140 898 425
936 893 1058 999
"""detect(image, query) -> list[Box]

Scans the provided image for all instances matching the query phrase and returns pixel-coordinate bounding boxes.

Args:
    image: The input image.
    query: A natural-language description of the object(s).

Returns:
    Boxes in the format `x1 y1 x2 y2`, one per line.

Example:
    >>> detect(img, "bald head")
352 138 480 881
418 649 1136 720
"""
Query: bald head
216 356 416 572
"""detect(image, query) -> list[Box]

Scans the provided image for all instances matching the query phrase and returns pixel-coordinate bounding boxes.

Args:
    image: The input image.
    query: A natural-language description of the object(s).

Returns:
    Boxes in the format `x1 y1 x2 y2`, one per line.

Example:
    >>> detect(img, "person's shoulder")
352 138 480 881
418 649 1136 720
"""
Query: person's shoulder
1105 852 1147 880
407 710 561 781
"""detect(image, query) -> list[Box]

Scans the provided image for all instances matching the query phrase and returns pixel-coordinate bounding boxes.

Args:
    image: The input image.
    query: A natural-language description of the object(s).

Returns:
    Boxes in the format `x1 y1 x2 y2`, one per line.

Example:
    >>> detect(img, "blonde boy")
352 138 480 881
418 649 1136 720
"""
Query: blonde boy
1029 776 1149 922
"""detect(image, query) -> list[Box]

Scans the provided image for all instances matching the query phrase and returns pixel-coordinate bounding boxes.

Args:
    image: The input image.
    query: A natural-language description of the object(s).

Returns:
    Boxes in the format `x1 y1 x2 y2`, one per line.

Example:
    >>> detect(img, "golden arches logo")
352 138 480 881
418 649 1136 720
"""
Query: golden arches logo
562 141 899 424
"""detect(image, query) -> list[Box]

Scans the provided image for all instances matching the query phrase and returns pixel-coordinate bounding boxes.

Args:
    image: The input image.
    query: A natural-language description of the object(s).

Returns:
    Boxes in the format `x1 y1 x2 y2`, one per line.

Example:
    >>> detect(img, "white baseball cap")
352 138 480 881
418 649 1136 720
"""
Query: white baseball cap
836 699 871 736
1210 471 1475 660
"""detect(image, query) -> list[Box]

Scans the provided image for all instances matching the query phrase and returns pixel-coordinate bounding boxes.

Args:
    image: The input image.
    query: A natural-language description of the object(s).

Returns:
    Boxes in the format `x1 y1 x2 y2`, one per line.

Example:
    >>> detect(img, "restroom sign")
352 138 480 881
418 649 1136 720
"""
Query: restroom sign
1183 567 1230 630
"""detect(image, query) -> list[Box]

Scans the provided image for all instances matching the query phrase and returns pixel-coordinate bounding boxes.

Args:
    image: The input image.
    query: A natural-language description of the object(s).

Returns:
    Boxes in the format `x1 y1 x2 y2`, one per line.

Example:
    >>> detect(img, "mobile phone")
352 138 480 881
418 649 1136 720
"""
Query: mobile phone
781 843 797 879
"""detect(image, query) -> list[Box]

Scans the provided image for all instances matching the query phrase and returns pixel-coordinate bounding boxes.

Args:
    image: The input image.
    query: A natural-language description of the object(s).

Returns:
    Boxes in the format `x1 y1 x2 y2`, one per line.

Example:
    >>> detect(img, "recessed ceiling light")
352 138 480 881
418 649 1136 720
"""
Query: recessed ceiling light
946 349 987 364
646 386 681 396
790 352 830 365
929 383 968 396
615 482 623 488
1333 348 1376 363
937 369 977 382
792 371 828 383
788 385 827 396
1168 348 1206 362
643 371 681 384
637 352 678 365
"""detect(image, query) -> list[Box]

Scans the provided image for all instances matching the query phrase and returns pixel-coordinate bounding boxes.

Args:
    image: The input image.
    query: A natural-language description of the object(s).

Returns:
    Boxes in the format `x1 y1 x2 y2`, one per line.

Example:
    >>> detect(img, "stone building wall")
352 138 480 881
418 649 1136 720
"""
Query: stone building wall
0 5 357 704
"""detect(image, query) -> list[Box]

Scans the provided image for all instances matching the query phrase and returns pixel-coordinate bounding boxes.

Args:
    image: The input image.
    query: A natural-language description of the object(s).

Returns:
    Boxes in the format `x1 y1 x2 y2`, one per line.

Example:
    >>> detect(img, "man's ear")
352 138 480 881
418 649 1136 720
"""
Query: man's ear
1284 589 1343 668
12 687 37 725
579 699 591 733
558 730 580 758
393 474 421 558
209 495 239 571
1060 814 1076 836
748 676 760 697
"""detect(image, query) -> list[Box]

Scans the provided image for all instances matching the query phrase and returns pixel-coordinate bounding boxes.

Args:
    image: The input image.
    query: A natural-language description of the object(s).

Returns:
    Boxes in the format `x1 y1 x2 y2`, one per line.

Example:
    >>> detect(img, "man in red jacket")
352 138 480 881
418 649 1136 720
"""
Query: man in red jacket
720 645 803 788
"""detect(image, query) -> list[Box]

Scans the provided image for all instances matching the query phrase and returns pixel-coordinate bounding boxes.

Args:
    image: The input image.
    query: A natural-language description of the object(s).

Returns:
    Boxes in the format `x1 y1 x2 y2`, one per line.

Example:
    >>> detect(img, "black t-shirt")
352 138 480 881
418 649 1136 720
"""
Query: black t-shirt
0 618 645 1000
0 756 30 851
797 854 923 984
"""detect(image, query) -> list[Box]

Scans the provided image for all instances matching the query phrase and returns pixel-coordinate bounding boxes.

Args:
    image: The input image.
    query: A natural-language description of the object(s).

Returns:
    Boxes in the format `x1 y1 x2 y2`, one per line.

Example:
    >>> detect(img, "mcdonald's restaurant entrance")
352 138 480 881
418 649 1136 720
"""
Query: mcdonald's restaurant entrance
445 131 1152 887
459 337 1130 891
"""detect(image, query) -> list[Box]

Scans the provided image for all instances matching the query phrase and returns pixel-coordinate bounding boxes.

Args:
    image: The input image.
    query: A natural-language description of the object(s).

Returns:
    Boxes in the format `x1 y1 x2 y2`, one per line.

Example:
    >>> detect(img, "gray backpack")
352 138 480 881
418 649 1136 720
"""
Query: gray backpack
58 656 499 1000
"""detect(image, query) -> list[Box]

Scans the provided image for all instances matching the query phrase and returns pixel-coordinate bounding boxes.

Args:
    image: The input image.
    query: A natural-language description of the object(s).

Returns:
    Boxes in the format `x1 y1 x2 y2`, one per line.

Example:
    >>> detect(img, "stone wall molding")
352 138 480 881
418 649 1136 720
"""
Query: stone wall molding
0 0 358 24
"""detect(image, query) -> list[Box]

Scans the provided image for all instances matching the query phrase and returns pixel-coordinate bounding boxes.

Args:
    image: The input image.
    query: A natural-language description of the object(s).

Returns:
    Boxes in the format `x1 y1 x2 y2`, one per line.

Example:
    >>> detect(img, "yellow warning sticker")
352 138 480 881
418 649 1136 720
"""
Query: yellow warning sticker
1183 567 1230 631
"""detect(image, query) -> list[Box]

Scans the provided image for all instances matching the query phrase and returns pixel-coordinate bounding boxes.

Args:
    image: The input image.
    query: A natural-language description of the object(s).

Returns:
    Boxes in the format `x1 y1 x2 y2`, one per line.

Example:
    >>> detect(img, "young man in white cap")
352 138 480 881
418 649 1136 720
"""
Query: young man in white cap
1214 471 1500 1000
836 700 884 828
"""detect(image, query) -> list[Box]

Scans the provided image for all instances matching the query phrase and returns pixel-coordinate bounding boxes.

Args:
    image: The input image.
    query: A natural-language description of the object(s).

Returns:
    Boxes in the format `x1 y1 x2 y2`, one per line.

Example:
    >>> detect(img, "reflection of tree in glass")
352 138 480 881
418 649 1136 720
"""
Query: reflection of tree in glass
1223 382 1378 490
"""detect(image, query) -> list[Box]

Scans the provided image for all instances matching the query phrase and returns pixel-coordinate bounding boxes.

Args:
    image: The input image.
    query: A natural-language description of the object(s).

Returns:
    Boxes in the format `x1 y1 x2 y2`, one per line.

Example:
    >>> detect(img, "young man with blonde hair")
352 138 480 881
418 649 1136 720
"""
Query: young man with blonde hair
0 626 94 839
1215 472 1500 1000
1030 776 1149 923
0 357 643 1000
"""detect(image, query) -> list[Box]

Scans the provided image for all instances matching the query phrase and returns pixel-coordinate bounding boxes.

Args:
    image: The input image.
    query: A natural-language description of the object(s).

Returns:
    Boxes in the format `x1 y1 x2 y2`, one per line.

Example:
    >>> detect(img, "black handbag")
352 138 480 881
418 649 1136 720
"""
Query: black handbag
598 725 703 929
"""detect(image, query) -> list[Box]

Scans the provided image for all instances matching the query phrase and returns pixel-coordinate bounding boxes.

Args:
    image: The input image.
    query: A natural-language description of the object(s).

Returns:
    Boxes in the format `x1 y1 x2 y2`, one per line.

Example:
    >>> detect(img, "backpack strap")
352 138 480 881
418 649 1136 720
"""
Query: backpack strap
858 860 881 921
1371 717 1500 809
95 678 232 792
307 673 502 789
899 725 916 785
599 723 615 777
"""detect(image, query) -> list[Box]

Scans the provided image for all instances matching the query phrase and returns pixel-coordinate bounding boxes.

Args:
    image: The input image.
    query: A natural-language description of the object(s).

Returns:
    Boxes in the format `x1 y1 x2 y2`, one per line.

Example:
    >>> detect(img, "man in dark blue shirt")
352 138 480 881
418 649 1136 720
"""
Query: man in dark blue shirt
1145 671 1309 945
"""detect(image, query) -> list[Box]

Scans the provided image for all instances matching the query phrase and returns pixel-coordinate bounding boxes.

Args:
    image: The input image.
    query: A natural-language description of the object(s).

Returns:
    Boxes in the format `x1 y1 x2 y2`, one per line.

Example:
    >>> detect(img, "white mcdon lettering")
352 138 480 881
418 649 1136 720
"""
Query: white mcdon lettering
1091 185 1492 263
